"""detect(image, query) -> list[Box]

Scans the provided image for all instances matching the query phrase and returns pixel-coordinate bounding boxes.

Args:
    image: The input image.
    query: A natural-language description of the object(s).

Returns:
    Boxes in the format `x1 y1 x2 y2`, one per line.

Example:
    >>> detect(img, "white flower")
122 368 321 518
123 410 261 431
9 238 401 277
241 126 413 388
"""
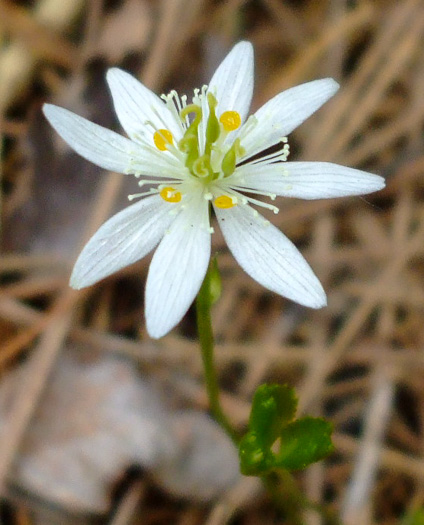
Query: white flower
43 41 385 339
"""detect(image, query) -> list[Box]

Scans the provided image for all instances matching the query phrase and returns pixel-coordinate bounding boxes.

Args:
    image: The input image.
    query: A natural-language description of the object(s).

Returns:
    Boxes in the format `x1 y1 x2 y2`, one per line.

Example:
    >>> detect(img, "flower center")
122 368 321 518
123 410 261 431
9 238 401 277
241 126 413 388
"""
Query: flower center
131 89 286 222
153 91 255 211
153 92 245 184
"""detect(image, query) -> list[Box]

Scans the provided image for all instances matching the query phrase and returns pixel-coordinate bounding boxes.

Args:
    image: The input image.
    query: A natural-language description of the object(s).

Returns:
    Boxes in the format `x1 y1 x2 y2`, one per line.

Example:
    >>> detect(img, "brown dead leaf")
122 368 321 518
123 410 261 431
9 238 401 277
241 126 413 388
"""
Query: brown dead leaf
0 347 239 517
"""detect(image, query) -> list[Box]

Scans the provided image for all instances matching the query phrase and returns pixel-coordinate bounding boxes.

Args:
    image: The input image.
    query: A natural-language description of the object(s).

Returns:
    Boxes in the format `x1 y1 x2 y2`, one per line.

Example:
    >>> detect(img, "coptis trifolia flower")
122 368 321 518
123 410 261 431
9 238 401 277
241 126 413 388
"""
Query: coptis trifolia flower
43 41 385 339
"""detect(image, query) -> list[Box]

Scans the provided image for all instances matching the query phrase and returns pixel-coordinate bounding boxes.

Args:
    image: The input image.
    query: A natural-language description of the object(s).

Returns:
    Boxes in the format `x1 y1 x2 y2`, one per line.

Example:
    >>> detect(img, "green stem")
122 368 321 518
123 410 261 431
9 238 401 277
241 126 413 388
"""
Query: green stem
263 470 342 525
196 264 239 444
262 472 303 525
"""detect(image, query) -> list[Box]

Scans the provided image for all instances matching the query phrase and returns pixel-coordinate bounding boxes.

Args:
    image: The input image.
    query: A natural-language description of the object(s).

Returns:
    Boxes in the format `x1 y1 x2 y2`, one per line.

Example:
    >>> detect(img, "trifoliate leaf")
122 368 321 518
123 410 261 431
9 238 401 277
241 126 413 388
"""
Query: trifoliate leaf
239 385 334 476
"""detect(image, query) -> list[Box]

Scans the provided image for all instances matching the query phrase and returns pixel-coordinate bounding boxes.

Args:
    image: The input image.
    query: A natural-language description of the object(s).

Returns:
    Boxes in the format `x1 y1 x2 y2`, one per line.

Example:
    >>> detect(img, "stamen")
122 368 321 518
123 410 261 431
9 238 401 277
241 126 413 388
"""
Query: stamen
128 189 156 201
160 186 182 203
214 195 236 209
243 195 279 214
221 187 280 215
154 129 173 151
138 179 177 187
249 143 290 165
220 111 241 131
230 185 277 200
192 85 208 106
237 114 258 141
160 90 188 133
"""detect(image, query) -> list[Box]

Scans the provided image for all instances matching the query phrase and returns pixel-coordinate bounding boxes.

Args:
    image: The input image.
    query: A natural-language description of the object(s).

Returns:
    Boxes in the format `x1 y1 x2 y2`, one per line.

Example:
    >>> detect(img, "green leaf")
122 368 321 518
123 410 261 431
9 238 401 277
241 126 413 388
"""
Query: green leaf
275 417 334 471
249 384 297 448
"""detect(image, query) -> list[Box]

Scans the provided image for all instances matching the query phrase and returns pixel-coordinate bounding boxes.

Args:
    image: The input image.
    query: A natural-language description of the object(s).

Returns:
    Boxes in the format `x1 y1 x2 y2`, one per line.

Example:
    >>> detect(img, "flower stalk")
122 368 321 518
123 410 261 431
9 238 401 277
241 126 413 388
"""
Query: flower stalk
196 263 239 444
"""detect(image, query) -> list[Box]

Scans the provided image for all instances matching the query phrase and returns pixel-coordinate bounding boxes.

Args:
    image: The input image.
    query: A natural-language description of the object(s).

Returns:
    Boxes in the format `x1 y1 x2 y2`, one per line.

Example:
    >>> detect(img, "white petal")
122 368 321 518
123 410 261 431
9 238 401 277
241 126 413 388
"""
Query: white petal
208 41 254 123
235 162 386 199
70 195 174 289
145 203 211 339
43 104 136 173
214 205 326 308
106 68 182 141
240 79 339 158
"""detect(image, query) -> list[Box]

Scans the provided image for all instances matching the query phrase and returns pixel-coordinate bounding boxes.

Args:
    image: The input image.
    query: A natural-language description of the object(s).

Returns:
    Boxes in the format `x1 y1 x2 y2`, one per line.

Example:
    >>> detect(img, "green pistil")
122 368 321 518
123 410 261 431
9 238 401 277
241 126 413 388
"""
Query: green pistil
221 138 245 177
179 104 202 172
193 155 213 179
205 93 220 157
178 93 243 183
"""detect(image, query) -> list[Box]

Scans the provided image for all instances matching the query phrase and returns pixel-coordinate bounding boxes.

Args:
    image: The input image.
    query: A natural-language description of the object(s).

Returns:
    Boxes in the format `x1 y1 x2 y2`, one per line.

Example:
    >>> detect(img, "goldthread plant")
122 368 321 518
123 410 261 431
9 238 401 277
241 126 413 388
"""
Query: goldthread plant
44 41 384 519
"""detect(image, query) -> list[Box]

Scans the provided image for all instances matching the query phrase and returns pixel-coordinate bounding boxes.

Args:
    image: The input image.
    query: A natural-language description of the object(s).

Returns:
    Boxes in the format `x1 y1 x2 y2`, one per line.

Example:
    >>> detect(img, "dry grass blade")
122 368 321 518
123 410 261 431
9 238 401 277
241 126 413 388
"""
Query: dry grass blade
0 296 73 494
0 1 77 68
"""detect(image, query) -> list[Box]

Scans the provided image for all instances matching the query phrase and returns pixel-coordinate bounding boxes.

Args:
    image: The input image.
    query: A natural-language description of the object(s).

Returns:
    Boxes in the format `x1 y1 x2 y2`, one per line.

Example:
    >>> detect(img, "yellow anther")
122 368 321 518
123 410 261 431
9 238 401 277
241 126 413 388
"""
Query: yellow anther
154 129 173 151
219 111 241 132
214 195 235 209
160 186 181 203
